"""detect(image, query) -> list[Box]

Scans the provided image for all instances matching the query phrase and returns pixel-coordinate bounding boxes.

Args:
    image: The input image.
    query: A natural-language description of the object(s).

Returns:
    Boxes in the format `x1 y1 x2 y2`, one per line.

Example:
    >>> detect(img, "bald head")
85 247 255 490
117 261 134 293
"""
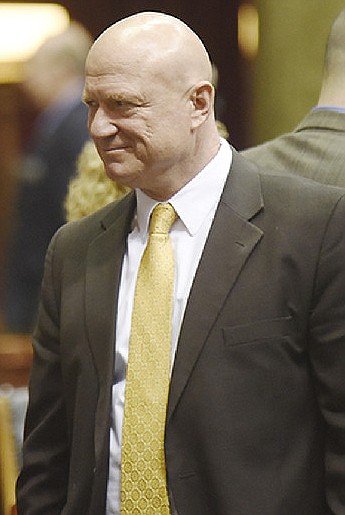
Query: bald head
83 12 220 200
86 12 212 91
318 9 345 106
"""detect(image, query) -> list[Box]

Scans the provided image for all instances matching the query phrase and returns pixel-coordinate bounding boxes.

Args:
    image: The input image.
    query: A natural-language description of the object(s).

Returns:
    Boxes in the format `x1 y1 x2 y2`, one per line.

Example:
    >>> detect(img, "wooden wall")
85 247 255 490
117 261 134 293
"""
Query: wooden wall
0 86 21 328
249 0 345 145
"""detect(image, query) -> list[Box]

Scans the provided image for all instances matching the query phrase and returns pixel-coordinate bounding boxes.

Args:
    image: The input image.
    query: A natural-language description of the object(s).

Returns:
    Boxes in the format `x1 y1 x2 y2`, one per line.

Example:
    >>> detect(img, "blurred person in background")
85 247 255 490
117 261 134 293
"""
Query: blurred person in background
3 22 93 333
242 8 345 187
64 140 131 222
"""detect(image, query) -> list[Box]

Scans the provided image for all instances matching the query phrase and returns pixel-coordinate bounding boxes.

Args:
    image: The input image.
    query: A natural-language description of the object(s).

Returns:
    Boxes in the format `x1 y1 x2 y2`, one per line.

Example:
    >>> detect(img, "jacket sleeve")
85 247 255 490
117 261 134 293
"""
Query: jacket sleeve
16 229 70 515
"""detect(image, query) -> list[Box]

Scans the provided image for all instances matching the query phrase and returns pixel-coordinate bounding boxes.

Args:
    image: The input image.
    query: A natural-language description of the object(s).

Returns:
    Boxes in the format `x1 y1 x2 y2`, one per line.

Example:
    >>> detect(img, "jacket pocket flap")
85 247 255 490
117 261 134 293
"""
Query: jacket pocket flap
223 316 293 346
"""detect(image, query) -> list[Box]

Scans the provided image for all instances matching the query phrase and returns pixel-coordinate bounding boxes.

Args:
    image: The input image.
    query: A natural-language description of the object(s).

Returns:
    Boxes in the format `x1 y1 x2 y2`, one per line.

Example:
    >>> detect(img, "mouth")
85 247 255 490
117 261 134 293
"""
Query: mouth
103 146 131 155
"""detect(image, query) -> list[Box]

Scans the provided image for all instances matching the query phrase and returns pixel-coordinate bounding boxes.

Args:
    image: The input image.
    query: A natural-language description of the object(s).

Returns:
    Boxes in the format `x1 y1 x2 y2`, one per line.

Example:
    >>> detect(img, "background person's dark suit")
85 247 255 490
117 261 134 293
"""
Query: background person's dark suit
4 99 89 332
17 152 345 514
242 109 345 186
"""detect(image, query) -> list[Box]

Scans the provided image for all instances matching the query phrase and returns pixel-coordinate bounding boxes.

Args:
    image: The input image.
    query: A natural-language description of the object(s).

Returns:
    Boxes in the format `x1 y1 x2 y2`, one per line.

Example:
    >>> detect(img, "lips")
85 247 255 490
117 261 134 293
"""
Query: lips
100 146 132 164
103 145 130 153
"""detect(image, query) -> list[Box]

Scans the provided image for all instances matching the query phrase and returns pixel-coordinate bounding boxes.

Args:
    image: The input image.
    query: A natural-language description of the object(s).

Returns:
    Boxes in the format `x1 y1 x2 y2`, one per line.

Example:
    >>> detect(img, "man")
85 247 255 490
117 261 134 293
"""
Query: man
17 12 345 515
4 22 92 332
242 8 345 186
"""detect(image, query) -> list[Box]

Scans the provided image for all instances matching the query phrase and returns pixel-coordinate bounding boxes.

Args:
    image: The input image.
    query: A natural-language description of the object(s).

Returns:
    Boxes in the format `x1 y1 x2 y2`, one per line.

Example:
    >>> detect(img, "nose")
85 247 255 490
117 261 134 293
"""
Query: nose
88 107 118 139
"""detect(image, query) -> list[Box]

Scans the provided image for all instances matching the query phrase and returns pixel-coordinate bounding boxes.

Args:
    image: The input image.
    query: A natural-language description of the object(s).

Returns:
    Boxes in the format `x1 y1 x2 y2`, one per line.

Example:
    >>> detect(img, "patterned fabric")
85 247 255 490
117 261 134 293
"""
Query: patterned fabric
121 203 176 514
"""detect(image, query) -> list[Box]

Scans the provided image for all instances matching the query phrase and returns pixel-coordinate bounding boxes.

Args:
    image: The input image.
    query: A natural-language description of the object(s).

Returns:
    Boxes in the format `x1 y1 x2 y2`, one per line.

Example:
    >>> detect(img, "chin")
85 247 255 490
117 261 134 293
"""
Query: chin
105 165 134 189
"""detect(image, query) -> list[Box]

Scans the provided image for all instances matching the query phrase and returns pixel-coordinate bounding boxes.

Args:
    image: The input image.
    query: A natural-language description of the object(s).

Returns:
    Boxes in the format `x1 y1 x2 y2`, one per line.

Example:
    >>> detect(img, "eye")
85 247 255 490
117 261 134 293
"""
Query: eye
114 100 138 110
111 100 140 116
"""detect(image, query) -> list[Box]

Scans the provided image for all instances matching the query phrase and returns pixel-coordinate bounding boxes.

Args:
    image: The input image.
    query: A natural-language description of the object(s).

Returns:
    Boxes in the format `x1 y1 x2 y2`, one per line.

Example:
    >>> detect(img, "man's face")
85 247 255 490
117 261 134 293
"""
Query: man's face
83 54 194 199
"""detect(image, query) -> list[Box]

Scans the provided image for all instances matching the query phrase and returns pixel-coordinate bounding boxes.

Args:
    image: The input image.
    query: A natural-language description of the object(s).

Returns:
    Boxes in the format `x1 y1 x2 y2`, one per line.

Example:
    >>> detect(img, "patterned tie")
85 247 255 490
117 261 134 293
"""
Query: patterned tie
121 202 177 514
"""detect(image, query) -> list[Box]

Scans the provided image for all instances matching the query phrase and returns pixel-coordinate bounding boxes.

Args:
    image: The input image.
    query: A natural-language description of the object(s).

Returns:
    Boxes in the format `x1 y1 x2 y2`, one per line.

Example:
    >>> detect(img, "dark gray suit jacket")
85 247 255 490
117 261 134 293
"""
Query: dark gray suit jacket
242 109 345 186
17 151 345 514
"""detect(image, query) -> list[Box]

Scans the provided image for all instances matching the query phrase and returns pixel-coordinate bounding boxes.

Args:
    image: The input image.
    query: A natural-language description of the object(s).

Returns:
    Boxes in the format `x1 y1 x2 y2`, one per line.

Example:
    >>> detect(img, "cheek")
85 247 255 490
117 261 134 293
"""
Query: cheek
156 123 190 153
127 124 156 155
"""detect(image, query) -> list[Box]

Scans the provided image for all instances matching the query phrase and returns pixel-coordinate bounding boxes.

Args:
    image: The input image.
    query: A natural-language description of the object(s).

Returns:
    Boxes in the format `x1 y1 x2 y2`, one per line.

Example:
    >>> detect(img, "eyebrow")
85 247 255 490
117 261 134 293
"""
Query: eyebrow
108 93 136 102
82 90 146 105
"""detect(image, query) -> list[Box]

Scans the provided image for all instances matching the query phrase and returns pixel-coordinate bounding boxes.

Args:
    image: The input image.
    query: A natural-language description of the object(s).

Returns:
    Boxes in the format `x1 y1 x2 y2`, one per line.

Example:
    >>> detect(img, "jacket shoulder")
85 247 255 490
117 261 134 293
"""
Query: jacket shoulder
52 191 135 251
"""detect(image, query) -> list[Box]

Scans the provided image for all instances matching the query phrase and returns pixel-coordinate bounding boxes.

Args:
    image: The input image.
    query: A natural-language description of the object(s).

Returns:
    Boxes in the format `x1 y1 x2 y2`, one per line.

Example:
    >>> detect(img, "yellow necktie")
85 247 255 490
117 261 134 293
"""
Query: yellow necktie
121 202 176 514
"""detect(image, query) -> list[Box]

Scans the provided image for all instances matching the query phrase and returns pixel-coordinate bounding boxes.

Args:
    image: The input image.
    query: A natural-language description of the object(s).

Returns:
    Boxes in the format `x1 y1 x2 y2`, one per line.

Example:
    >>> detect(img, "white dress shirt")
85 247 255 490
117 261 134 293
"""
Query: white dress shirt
106 138 232 514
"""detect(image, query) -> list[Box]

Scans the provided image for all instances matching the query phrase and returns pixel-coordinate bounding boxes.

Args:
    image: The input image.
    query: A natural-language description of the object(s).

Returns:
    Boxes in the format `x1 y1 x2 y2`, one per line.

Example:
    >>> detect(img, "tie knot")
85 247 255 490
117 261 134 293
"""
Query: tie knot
149 203 176 236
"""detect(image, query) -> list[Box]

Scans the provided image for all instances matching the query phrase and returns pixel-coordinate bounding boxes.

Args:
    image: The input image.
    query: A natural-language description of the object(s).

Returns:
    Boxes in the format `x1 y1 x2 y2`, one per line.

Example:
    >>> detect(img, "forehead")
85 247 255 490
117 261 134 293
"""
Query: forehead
84 63 162 99
86 32 154 76
88 42 146 78
86 52 144 93
83 74 148 105
84 51 177 102
84 30 190 101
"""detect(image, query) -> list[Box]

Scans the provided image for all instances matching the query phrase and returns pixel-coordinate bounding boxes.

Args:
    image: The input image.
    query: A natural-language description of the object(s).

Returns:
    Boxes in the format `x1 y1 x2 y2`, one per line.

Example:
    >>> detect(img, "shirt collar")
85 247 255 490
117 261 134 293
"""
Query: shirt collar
313 105 345 114
135 138 232 236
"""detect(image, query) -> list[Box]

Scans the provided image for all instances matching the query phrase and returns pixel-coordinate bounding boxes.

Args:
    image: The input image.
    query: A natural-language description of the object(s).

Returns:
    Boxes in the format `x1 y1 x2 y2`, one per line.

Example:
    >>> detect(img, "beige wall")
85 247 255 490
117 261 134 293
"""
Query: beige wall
250 1 345 145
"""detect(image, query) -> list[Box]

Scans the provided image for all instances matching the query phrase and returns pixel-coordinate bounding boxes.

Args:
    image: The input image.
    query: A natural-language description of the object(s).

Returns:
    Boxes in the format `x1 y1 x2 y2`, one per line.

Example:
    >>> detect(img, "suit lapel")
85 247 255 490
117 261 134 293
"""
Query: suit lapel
85 192 136 462
167 152 264 421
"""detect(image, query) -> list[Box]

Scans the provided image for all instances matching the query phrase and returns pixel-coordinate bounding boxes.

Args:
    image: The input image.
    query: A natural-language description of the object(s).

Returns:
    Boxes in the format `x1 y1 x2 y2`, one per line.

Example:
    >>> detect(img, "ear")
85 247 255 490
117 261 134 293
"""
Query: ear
189 81 214 129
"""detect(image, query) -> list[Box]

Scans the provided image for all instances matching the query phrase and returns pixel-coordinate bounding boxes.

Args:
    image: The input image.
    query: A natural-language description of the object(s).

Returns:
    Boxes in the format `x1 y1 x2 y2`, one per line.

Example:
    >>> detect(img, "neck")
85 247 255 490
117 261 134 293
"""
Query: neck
142 136 221 201
318 82 345 108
